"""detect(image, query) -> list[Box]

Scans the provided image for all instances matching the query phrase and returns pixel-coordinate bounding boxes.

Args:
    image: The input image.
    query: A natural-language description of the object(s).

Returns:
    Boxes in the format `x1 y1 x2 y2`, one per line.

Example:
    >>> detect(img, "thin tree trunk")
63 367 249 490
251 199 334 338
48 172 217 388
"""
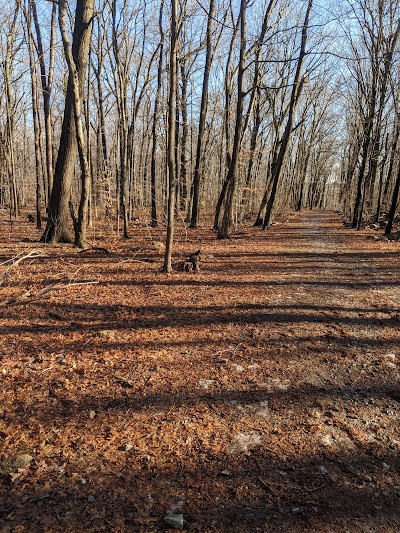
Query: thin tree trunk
217 0 246 239
24 0 43 228
162 0 178 272
263 0 313 229
190 0 215 228
111 0 130 238
179 61 189 212
242 90 262 217
32 0 56 207
150 1 165 228
213 7 240 231
4 1 20 218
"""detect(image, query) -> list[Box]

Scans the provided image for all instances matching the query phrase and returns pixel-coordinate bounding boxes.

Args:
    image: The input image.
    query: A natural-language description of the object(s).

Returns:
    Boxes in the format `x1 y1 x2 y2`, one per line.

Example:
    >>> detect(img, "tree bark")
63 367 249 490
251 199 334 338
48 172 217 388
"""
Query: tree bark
162 0 178 272
190 0 215 228
58 0 94 248
23 0 43 229
41 0 94 244
32 0 56 207
150 0 165 228
217 0 246 239
111 0 130 238
263 0 313 229
4 1 20 218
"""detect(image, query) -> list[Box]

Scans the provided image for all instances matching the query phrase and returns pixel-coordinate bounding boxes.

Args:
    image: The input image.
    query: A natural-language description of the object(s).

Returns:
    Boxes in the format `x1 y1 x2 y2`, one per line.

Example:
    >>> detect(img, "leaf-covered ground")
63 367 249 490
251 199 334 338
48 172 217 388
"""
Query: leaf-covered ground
0 210 399 532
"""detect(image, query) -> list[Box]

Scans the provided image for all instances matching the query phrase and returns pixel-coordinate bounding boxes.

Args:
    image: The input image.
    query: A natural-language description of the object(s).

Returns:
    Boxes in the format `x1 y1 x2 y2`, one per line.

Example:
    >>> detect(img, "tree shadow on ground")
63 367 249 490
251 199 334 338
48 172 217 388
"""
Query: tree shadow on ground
1 301 399 336
1 380 399 531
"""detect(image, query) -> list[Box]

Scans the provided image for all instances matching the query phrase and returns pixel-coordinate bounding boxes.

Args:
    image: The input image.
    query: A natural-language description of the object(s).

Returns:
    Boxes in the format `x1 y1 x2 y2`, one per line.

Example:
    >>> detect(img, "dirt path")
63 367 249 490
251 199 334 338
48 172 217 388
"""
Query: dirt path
0 210 399 532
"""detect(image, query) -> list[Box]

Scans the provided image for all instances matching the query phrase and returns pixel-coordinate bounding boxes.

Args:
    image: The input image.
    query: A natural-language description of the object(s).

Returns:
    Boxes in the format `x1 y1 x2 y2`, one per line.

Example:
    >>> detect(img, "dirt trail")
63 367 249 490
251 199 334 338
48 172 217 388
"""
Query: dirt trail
0 210 399 532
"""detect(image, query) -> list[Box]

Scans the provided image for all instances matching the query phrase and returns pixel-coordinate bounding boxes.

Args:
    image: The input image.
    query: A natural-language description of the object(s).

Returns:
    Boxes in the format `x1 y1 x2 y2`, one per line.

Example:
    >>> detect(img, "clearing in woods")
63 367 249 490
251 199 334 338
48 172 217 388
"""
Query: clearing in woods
0 210 399 532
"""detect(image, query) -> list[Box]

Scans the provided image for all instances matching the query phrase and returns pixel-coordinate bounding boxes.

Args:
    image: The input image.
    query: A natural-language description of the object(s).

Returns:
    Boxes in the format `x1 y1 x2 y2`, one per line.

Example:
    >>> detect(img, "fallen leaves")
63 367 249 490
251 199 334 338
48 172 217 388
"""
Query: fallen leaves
0 211 399 531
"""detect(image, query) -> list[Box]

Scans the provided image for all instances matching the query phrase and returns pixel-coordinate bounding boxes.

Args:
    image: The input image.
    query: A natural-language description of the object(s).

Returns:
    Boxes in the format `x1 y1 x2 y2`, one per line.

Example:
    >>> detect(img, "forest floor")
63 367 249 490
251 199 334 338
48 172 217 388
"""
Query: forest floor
0 209 399 532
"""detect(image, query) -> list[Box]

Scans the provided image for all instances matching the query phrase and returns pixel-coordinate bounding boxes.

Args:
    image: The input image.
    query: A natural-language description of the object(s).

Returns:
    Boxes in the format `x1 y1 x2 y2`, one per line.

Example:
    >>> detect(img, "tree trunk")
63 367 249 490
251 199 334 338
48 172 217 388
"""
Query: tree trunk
58 0 94 247
24 0 43 229
242 91 262 217
263 0 312 229
150 1 165 228
93 17 110 220
179 60 189 213
162 0 178 272
213 7 240 231
263 0 313 229
190 0 215 228
41 0 94 244
32 0 56 207
111 0 130 239
217 0 246 239
4 1 20 219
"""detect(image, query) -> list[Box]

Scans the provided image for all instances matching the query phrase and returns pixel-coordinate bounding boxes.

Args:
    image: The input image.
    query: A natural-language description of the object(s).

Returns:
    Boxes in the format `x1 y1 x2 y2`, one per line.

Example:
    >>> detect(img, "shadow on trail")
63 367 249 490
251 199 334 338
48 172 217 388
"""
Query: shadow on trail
1 382 399 531
10 380 400 421
1 302 399 337
0 453 399 531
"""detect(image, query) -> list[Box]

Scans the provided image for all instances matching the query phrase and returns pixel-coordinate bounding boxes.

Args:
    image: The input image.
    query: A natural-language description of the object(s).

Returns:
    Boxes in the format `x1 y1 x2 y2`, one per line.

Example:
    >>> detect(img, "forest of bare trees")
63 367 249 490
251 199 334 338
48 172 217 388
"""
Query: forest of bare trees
1 0 400 252
1 5 400 528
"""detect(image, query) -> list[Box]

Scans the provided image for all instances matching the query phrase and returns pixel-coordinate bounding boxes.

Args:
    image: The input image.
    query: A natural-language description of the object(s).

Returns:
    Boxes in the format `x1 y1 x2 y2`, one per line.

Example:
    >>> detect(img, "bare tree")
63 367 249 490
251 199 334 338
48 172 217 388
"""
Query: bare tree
349 0 400 229
58 0 94 248
162 0 178 272
262 0 313 229
41 0 95 244
3 0 21 218
150 0 165 228
23 0 43 228
189 0 215 228
31 0 56 206
216 0 247 239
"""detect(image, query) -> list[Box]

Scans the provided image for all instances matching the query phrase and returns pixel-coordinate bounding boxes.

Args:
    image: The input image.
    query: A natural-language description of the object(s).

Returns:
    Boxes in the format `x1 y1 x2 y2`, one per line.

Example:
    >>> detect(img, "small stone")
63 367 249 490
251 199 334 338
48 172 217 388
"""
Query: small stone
291 506 304 514
89 410 96 419
164 512 184 529
124 443 133 452
234 403 245 413
0 454 33 475
320 434 334 447
219 469 232 477
87 495 95 503
12 454 33 469
198 379 215 389
255 401 270 418
228 431 262 454
98 330 116 340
